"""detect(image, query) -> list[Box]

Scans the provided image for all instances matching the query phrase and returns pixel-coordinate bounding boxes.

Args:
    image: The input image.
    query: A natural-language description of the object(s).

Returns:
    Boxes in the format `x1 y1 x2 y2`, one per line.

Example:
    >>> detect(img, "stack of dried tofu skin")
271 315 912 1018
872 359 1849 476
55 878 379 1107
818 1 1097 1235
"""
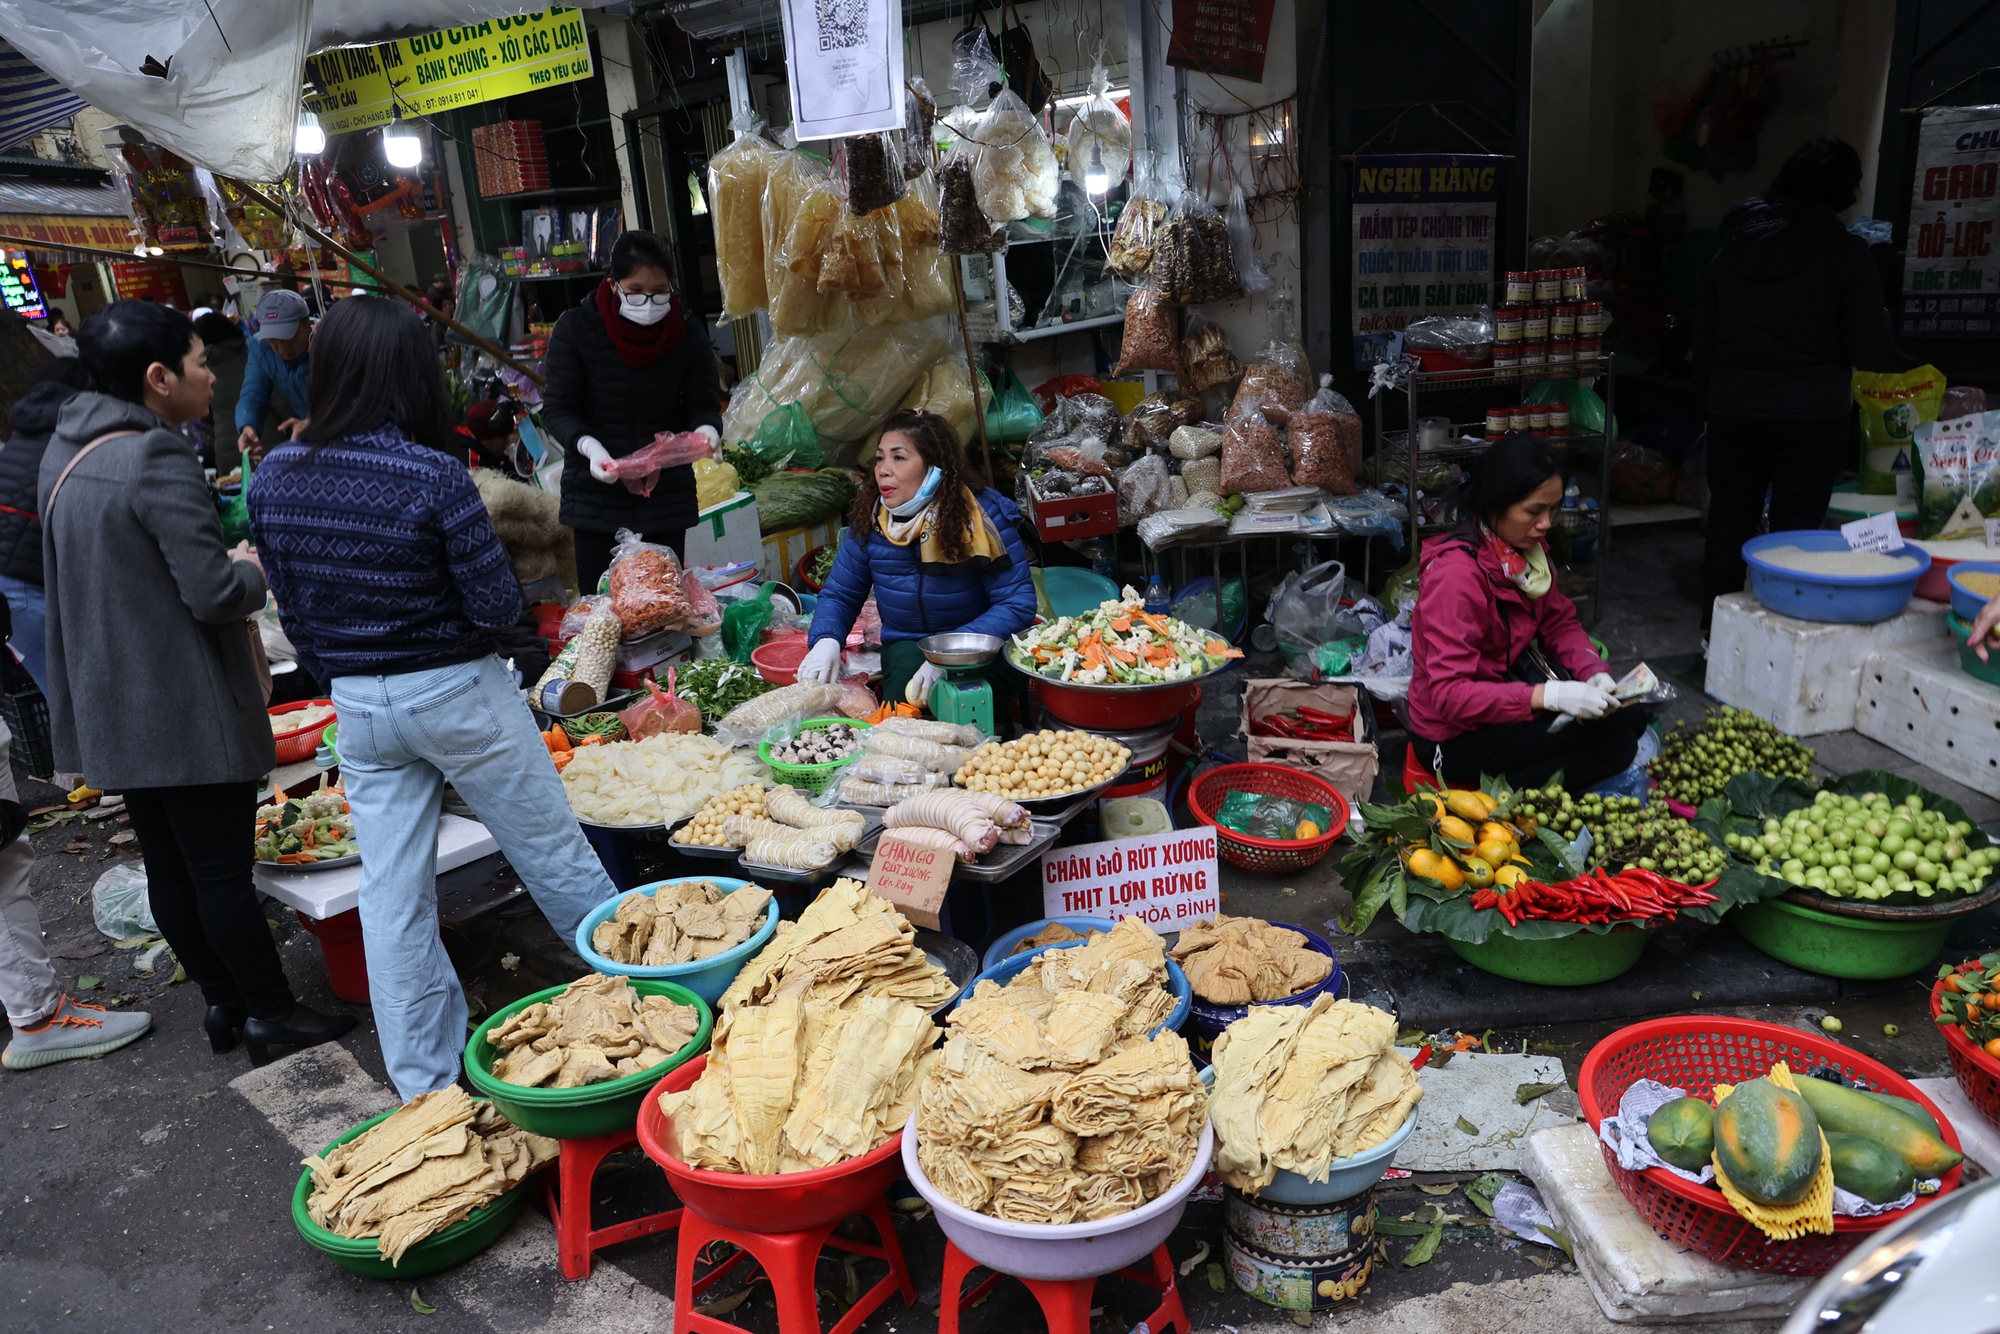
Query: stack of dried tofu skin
716 877 957 1014
1008 920 1103 957
488 973 703 1088
591 880 774 967
304 1087 556 1265
1209 996 1422 1194
1169 913 1333 1006
916 918 1206 1225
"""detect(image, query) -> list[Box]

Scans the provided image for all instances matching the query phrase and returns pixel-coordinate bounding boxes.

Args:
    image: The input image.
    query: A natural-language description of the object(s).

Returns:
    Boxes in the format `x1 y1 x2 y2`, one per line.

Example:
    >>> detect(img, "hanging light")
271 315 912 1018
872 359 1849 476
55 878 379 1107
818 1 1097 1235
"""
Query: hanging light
294 108 326 156
146 244 164 256
382 109 423 170
1083 142 1110 197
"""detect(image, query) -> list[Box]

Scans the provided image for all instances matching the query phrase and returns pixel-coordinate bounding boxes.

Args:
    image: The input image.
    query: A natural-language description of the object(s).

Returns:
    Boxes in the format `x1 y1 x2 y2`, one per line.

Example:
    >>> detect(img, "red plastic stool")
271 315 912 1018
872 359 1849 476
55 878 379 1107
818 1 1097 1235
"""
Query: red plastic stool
1402 743 1477 793
938 1241 1191 1334
545 1127 683 1280
673 1196 914 1334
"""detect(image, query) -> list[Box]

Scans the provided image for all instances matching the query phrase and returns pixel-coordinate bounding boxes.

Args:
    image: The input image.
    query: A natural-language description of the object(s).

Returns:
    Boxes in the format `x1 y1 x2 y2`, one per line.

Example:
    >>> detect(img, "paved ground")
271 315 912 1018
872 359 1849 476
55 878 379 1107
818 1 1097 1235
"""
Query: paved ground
0 525 1989 1332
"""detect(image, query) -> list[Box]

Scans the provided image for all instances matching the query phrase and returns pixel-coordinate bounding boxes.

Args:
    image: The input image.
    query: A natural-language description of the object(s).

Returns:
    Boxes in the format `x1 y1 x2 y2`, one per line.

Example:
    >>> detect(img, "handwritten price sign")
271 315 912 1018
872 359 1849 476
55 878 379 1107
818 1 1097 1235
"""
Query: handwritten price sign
1041 827 1221 935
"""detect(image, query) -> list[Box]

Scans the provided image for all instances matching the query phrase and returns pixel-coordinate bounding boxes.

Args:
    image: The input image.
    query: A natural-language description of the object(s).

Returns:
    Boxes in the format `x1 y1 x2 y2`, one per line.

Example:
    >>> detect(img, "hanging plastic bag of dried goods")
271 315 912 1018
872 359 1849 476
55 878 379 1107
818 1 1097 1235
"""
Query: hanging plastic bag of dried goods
1155 187 1241 305
1114 281 1180 375
1289 375 1364 495
1124 391 1204 452
1179 311 1242 393
1066 58 1131 194
1220 407 1292 494
1230 319 1313 426
900 77 937 177
937 138 1007 254
1107 152 1169 279
949 25 1006 104
710 112 779 318
1118 452 1172 525
1225 183 1272 296
970 88 1061 223
841 131 907 215
765 153 849 337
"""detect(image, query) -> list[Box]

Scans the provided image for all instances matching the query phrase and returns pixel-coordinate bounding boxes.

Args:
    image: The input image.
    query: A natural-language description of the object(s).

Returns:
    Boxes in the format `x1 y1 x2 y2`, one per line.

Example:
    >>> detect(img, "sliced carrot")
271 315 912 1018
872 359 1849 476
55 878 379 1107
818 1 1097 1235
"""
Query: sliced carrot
895 702 921 718
1109 647 1137 665
1110 617 1131 632
552 750 574 771
1222 648 1245 659
302 824 316 850
275 853 316 864
1204 640 1230 655
1145 644 1175 667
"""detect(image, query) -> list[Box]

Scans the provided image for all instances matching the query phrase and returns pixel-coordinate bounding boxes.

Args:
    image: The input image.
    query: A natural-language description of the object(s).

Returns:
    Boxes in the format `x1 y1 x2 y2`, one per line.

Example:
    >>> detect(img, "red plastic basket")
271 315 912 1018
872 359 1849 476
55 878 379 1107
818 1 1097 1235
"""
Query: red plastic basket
1577 1016 1964 1275
1187 763 1348 874
1929 966 2000 1131
795 547 828 592
269 699 336 765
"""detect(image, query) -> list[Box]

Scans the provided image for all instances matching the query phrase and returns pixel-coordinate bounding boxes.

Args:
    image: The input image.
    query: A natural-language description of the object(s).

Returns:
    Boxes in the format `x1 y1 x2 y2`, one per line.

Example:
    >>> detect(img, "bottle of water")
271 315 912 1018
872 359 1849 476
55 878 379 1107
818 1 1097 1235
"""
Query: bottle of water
1562 477 1581 511
1144 572 1171 616
1092 536 1118 581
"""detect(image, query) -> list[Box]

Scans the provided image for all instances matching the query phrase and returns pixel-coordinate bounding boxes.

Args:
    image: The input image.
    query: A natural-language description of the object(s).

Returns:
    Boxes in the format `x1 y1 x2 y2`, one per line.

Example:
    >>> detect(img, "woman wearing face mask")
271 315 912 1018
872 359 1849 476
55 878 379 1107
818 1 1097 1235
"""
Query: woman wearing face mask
795 410 1037 712
1406 435 1645 794
542 231 724 590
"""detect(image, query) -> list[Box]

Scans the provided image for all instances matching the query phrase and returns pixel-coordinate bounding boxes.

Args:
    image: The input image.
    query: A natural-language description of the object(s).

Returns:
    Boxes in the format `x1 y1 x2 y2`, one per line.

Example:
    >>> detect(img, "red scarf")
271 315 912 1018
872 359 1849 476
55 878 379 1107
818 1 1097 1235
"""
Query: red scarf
594 278 685 368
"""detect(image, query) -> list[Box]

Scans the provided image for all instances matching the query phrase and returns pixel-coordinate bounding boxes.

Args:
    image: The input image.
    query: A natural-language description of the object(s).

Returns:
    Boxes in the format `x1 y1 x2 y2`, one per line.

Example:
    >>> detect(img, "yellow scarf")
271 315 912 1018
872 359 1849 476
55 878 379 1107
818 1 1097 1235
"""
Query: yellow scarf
875 487 1012 574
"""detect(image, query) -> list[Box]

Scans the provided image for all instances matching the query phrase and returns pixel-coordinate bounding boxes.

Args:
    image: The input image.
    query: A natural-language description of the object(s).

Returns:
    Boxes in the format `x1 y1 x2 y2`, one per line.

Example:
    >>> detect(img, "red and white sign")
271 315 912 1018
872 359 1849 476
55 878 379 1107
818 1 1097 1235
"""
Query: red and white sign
1041 826 1220 935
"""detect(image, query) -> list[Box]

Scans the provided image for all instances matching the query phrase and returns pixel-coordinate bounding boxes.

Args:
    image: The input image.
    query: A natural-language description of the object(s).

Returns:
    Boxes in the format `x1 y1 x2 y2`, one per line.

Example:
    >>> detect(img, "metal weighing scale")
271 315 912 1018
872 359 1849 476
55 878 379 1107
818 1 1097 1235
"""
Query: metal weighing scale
918 632 1003 737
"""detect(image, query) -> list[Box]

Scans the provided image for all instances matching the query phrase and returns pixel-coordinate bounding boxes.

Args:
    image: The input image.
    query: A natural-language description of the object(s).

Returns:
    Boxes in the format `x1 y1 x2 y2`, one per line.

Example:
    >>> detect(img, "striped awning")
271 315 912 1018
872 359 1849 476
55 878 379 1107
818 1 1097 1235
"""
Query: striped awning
0 41 86 154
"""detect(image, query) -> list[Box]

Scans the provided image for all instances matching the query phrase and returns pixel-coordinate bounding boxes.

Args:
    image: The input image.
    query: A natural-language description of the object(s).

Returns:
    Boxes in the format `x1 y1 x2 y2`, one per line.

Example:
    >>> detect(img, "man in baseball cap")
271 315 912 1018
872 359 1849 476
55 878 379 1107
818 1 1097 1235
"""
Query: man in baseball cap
235 287 314 464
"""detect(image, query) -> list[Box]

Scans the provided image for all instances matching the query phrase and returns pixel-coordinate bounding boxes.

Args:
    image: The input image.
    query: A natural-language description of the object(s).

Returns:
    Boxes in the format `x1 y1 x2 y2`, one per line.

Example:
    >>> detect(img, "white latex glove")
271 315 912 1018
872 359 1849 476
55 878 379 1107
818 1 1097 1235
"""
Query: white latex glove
1586 672 1616 692
797 637 844 684
905 660 946 708
694 424 721 445
1542 680 1613 720
576 434 616 483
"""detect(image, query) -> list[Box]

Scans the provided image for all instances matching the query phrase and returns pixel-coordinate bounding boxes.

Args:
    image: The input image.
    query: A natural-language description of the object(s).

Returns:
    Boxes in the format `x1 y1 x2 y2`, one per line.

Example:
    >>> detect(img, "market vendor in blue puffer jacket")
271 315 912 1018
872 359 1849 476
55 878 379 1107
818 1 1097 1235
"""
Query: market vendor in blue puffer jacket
796 409 1038 712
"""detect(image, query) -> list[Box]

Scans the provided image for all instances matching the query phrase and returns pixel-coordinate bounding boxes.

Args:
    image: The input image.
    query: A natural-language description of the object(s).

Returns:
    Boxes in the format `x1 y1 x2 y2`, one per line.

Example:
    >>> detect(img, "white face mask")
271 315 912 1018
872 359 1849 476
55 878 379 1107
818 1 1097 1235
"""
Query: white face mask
619 290 671 326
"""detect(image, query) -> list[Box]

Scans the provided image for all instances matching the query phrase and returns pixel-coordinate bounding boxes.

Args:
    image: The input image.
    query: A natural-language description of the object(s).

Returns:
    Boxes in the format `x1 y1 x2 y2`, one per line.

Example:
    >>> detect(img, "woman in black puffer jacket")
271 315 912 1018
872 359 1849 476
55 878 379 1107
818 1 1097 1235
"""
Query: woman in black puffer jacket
541 230 725 591
0 356 90 691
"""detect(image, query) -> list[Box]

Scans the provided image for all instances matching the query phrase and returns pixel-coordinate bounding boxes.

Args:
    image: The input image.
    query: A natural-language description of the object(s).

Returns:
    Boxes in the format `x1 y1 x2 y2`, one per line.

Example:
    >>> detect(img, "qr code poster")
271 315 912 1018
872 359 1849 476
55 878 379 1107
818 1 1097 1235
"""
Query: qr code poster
778 0 905 140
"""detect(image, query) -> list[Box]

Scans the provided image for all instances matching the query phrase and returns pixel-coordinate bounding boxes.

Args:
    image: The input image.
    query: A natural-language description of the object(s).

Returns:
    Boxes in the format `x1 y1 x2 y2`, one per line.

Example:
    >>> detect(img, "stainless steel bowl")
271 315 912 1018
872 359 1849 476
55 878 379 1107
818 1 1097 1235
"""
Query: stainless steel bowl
920 632 1004 667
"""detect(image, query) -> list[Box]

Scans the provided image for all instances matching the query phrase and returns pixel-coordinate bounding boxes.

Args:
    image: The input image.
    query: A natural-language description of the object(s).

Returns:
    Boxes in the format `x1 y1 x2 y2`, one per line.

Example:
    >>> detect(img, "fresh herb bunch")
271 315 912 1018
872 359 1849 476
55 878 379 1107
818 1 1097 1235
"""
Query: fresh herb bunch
673 658 775 733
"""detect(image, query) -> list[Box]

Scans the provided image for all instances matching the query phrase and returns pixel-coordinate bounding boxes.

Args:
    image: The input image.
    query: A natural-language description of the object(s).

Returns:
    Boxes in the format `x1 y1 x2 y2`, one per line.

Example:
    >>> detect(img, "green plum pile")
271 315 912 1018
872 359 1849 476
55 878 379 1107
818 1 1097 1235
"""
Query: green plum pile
1650 707 1815 808
1723 789 2000 901
1514 789 1728 881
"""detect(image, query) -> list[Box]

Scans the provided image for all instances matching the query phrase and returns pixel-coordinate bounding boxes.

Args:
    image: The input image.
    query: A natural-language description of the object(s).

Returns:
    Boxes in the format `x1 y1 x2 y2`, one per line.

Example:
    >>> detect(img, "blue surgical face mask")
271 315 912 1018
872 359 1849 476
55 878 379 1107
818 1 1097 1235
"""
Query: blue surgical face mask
886 465 943 518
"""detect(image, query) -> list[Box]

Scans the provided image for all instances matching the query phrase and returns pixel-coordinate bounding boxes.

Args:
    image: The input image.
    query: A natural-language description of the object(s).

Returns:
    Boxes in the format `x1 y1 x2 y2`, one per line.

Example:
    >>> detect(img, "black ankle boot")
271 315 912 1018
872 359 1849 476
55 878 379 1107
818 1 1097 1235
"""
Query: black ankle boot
243 1004 358 1067
205 1002 249 1054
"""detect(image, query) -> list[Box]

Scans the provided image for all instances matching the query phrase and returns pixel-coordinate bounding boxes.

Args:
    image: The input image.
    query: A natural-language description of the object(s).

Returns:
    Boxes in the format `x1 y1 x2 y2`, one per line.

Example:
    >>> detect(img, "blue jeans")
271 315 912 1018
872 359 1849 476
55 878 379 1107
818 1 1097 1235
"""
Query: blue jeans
0 575 48 694
331 656 617 1100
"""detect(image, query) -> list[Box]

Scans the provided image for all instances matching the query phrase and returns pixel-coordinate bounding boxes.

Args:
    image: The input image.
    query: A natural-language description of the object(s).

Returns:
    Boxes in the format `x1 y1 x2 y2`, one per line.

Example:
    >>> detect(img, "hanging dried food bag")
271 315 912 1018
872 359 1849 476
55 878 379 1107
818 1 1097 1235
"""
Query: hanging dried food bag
1219 408 1292 494
765 153 848 337
1106 155 1167 279
1066 58 1131 193
938 144 1006 253
1289 375 1364 495
607 529 694 638
842 132 907 215
970 88 1060 223
1225 183 1272 296
900 78 937 178
709 113 778 318
1155 188 1241 305
1229 339 1312 426
1114 282 1180 375
1179 311 1242 392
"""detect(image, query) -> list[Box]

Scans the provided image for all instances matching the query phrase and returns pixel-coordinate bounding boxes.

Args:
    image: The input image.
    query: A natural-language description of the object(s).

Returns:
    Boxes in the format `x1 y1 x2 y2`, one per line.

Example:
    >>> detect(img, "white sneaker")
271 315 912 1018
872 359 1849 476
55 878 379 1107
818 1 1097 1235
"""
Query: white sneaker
3 995 152 1069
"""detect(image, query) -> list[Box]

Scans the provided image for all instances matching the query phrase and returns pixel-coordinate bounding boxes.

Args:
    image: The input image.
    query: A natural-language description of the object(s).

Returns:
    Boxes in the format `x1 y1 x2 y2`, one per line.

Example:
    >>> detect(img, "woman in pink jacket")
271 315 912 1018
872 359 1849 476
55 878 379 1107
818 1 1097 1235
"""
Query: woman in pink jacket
1406 436 1646 793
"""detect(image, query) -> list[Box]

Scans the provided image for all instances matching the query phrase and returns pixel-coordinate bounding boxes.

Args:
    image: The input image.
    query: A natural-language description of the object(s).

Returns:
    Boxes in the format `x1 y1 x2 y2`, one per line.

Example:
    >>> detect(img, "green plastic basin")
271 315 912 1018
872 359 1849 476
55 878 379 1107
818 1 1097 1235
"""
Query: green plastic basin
292 1107 533 1279
1946 610 2000 687
1732 897 1953 980
1445 927 1647 986
462 979 712 1140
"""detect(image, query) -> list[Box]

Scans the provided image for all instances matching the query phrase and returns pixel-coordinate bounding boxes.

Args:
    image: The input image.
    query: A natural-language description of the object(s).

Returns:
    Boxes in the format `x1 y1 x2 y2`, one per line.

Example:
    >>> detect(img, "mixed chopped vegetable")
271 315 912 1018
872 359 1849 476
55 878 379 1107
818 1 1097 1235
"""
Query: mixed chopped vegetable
256 787 356 864
1008 592 1242 685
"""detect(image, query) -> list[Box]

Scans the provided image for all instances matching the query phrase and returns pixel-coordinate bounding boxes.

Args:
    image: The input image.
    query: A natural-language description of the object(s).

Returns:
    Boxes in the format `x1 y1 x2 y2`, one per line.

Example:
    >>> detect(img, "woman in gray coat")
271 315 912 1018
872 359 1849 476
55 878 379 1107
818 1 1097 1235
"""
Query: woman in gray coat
42 301 352 1065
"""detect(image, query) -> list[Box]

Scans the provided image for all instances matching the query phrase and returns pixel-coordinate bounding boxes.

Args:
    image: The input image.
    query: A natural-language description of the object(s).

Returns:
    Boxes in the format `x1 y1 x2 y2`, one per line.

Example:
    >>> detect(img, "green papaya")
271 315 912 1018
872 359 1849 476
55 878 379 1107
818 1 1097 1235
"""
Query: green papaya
1791 1078 1961 1178
1646 1096 1715 1171
1860 1090 1941 1139
1826 1132 1915 1205
1714 1080 1824 1206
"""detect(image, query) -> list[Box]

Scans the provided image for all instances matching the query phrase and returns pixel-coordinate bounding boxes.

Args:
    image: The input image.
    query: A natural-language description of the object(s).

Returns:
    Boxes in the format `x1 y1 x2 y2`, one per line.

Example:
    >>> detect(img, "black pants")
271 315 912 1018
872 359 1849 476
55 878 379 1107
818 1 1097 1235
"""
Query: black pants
573 527 687 595
123 782 294 1019
1413 708 1650 795
1700 414 1850 629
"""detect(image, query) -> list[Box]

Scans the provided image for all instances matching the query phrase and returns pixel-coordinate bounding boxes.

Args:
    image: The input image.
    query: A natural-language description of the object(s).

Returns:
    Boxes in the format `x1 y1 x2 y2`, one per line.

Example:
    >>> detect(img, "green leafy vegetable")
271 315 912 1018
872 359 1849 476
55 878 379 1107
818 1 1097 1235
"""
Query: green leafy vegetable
1456 1115 1480 1136
1516 1081 1565 1105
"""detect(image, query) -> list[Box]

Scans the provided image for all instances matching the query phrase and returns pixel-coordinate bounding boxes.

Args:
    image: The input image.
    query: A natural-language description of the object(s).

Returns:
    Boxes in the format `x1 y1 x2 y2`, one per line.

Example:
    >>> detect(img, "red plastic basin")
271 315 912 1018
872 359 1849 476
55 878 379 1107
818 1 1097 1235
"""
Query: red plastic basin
269 700 336 765
751 638 810 686
636 1055 907 1231
1035 678 1200 731
296 908 369 1004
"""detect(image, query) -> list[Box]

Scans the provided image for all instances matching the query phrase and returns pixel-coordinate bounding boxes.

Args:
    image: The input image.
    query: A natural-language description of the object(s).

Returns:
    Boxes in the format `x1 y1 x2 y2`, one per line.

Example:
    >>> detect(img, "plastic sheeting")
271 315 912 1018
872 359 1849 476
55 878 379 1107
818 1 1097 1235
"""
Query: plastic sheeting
308 0 611 51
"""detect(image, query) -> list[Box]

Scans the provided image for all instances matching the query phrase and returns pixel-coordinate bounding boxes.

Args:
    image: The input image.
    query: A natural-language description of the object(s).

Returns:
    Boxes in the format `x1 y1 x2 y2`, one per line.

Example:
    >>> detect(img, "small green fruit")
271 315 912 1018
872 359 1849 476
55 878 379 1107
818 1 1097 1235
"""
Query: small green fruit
1821 1015 1843 1033
1883 1024 1900 1037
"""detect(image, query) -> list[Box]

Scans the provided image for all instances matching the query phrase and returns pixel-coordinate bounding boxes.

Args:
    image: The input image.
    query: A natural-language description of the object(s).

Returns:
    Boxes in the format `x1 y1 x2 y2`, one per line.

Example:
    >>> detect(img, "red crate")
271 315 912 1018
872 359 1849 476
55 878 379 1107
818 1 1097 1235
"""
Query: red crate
1026 482 1118 541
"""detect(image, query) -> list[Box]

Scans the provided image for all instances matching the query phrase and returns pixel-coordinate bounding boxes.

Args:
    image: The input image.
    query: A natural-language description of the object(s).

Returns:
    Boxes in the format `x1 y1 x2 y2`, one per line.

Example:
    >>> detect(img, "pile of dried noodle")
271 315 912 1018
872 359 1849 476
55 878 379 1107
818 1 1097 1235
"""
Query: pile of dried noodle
303 1086 556 1265
489 973 704 1087
1168 913 1333 1006
915 918 1204 1224
657 991 936 1174
1208 996 1422 1194
717 876 957 1015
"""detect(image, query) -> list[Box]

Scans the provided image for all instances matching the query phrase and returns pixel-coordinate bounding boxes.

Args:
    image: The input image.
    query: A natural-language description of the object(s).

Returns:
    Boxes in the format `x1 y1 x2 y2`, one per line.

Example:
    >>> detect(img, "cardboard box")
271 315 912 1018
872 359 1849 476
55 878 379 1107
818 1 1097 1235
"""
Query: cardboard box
1239 679 1379 807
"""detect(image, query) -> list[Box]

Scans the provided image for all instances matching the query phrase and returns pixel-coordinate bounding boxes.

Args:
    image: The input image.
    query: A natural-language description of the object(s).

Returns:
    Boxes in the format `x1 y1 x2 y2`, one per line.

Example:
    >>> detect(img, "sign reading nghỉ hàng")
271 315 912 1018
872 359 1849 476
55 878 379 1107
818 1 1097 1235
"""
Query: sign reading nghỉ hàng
304 9 593 136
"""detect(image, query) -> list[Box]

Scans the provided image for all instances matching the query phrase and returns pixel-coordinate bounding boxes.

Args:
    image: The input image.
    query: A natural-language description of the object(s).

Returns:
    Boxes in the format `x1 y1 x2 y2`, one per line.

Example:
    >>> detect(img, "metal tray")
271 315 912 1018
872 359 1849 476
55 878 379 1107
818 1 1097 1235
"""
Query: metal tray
1015 776 1118 816
914 928 981 1015
734 811 882 883
256 851 361 872
855 818 1063 885
575 814 686 844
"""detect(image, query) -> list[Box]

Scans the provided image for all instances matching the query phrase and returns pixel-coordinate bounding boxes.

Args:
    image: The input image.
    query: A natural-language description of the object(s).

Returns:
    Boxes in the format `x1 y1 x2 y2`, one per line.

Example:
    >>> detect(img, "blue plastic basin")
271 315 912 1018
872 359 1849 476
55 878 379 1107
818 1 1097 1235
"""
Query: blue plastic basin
1039 566 1121 618
1742 530 1930 624
959 937 1191 1037
1181 922 1342 1067
1945 561 2000 623
573 875 778 1006
979 916 1121 973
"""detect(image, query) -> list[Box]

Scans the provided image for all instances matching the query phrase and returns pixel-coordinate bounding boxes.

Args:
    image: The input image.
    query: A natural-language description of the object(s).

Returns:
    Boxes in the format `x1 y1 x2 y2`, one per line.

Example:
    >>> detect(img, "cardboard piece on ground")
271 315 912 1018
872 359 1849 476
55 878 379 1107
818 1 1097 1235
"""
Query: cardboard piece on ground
1521 1122 1813 1324
1395 1048 1579 1172
867 832 952 930
1912 1076 2000 1176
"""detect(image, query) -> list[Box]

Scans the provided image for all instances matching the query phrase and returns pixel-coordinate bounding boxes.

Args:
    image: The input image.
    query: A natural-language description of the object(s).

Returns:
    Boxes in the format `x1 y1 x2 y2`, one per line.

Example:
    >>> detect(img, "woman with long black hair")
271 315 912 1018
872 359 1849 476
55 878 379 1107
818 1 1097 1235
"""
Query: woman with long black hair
247 295 618 1102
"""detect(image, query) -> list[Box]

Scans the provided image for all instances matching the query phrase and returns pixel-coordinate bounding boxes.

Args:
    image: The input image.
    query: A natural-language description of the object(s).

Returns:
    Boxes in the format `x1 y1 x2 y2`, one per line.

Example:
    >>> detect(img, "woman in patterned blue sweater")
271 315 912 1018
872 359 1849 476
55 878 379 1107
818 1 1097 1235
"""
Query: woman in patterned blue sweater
247 296 619 1101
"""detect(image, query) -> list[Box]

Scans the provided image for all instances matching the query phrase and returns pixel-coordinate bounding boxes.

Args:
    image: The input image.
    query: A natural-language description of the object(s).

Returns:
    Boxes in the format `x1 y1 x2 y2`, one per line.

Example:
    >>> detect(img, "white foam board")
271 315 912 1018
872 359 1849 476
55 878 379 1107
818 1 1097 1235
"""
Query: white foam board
1854 638 2000 794
252 814 499 920
1704 592 1949 737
